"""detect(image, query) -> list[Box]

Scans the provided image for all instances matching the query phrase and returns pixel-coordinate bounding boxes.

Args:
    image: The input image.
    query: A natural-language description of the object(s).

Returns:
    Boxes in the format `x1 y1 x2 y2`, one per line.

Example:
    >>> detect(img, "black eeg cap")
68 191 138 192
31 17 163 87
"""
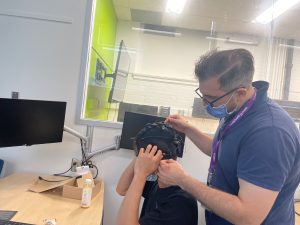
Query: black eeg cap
134 122 184 160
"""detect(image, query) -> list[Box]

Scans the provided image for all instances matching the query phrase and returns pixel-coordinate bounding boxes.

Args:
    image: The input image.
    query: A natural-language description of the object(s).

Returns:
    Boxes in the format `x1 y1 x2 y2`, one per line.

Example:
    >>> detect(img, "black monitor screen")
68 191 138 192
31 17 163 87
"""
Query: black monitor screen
108 40 131 103
0 98 66 147
120 112 185 150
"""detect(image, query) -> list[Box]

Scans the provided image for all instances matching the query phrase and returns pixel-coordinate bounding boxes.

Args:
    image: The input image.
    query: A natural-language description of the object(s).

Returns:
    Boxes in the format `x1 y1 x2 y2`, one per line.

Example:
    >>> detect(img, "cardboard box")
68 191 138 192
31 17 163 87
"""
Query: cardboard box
76 172 95 188
62 179 102 200
29 175 74 193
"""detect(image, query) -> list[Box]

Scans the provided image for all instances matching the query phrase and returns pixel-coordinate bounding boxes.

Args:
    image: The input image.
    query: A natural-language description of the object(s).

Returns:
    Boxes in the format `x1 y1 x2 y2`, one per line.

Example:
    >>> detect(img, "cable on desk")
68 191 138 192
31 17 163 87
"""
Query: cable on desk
38 176 71 182
91 164 98 179
79 138 99 179
53 166 72 176
51 136 86 178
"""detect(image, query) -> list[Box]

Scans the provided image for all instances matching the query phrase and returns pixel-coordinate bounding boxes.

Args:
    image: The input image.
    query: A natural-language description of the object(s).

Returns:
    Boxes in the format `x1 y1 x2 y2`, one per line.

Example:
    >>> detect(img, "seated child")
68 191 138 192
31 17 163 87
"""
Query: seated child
116 122 198 225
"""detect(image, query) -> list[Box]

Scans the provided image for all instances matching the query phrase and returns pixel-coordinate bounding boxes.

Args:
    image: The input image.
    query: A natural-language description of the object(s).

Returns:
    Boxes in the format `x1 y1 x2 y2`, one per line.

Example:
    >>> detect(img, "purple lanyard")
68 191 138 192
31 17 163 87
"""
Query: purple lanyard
209 89 257 176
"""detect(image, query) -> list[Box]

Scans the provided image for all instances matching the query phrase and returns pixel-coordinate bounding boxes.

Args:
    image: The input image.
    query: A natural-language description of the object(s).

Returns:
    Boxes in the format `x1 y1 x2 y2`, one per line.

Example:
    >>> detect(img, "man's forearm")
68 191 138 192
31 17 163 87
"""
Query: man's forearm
179 175 253 225
116 174 146 225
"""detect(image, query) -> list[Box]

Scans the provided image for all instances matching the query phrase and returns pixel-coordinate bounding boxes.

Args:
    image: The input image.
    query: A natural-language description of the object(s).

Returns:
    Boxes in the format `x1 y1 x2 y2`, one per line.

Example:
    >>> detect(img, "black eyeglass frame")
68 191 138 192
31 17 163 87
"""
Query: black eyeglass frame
195 87 243 107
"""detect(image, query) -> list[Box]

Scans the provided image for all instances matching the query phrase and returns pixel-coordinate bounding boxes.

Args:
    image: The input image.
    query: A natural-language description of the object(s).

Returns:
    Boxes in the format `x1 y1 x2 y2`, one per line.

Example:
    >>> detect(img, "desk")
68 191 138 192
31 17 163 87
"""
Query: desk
0 173 104 225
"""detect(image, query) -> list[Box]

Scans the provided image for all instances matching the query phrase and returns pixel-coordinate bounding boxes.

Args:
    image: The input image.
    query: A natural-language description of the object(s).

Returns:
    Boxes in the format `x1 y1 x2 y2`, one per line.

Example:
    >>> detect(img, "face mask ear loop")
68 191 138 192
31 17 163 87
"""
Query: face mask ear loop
225 91 238 114
226 91 235 104
211 91 236 114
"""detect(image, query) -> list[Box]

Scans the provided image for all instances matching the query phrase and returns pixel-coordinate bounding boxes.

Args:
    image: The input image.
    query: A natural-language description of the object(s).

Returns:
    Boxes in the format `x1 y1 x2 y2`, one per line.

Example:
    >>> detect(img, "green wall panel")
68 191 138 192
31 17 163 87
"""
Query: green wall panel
85 0 117 120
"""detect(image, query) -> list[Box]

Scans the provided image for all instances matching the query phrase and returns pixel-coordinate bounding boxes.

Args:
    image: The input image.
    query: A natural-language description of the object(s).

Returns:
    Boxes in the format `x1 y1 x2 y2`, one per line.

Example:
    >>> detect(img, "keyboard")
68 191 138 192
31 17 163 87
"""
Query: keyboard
0 220 34 225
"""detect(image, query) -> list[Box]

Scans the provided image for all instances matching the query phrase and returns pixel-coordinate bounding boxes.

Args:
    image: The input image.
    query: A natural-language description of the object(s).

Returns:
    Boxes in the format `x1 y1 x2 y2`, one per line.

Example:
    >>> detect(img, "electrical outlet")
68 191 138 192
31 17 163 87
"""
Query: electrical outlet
71 158 81 172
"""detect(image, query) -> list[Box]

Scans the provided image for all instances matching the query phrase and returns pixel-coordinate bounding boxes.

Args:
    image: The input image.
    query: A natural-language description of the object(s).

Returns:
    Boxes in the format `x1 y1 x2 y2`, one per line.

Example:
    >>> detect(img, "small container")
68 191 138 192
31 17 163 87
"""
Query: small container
81 179 93 208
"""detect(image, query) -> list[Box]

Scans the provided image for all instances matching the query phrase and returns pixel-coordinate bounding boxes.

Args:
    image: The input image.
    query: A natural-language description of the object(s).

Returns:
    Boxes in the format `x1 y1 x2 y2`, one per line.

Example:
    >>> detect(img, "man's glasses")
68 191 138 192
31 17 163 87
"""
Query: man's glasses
194 87 241 107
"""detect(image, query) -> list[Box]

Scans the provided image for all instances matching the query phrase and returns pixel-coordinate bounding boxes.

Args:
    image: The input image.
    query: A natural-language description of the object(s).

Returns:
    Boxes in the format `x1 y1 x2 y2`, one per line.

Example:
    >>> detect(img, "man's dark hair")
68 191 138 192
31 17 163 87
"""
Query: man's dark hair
194 48 254 91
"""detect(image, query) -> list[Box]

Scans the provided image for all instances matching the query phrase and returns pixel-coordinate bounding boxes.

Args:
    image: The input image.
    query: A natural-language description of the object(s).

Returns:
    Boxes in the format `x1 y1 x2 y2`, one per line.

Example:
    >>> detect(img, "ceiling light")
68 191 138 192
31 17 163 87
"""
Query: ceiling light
279 43 300 49
206 36 228 42
206 36 258 45
227 39 257 45
132 27 181 36
102 47 137 54
252 0 300 24
166 0 187 14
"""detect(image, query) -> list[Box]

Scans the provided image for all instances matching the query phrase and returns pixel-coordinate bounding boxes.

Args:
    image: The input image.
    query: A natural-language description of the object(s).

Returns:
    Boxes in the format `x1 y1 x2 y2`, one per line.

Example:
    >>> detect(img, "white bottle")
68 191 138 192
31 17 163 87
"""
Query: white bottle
81 179 93 208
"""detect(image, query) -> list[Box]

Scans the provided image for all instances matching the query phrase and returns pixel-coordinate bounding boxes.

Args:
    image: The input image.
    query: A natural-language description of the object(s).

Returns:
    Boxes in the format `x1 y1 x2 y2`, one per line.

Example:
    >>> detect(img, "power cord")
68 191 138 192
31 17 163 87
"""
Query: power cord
52 137 86 177
38 175 82 183
53 166 72 176
80 138 88 164
82 159 98 179
38 176 71 183
80 138 99 179
41 136 99 181
89 163 98 179
48 138 86 179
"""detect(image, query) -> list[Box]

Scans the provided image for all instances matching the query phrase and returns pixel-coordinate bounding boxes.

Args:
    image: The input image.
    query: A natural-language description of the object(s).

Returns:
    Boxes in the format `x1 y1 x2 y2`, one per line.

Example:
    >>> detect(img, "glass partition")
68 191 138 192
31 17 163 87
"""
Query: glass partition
77 0 300 130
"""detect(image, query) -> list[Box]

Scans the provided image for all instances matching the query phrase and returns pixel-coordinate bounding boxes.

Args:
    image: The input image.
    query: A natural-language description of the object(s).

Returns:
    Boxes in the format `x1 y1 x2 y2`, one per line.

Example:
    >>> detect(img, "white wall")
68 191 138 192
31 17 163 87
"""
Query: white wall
0 0 88 172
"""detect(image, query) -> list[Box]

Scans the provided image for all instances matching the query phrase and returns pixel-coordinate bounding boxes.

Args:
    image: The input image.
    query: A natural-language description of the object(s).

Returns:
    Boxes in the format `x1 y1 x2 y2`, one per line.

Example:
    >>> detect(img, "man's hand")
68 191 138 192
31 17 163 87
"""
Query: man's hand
165 114 191 134
158 159 188 186
134 145 163 178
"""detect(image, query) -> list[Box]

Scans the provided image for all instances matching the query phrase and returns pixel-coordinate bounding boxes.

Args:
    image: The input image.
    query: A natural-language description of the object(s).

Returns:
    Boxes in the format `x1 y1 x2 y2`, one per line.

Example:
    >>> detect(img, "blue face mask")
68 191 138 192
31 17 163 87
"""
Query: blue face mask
205 93 237 119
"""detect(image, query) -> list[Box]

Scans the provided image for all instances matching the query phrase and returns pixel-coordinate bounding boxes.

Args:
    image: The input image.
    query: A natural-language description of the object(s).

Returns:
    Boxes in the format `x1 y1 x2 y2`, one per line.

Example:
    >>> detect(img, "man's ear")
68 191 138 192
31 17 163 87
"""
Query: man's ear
236 87 247 97
234 88 247 103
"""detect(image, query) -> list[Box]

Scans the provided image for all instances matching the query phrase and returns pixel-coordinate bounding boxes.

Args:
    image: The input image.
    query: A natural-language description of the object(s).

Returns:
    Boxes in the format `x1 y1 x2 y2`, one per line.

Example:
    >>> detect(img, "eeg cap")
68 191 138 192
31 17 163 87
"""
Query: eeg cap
135 122 184 160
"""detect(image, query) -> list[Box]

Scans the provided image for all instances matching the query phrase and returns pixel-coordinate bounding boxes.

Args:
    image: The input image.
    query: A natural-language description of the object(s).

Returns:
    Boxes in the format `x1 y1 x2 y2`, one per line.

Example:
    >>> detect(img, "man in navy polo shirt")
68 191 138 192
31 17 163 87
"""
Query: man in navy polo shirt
158 48 300 225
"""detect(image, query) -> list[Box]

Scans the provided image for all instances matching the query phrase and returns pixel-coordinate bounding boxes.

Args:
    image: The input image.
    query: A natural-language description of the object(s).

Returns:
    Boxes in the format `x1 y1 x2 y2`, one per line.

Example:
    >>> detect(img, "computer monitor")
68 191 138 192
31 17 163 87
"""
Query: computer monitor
107 40 131 103
120 112 185 152
0 98 66 147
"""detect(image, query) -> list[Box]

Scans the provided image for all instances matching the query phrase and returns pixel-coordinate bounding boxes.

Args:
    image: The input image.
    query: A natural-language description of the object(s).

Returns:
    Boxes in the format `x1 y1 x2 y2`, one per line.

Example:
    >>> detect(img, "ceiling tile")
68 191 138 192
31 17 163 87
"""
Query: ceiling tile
129 0 167 12
131 9 162 25
112 0 129 7
114 6 131 20
113 0 300 40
